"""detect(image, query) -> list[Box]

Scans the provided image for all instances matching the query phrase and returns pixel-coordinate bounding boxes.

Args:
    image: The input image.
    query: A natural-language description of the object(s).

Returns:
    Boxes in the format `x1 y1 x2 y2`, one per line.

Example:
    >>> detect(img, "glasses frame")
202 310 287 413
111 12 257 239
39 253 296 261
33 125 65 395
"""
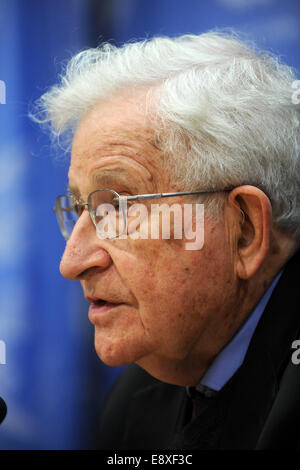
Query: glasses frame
53 186 235 241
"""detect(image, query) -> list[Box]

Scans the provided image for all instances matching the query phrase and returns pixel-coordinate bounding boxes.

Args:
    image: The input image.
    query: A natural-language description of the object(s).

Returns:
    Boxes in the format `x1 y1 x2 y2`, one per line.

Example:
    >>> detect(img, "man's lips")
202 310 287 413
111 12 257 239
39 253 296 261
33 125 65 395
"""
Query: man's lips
86 296 126 319
89 300 123 312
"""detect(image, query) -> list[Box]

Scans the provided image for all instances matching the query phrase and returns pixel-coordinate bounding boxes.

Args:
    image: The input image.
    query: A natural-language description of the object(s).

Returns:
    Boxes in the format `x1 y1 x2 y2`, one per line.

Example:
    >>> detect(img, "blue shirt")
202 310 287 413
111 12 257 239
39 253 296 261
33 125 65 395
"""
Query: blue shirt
196 271 283 392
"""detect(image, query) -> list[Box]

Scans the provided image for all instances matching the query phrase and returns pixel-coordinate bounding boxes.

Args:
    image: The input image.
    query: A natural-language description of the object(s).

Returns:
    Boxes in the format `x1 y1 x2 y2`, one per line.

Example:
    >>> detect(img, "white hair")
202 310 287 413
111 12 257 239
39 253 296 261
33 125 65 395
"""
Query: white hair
32 31 300 236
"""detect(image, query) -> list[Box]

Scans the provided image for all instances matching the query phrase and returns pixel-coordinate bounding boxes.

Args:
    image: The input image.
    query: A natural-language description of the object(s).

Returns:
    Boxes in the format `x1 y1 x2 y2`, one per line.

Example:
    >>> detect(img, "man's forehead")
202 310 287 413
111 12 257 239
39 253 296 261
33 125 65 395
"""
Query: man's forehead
68 135 161 197
73 87 152 138
72 124 160 156
69 128 161 181
70 128 159 170
68 92 165 193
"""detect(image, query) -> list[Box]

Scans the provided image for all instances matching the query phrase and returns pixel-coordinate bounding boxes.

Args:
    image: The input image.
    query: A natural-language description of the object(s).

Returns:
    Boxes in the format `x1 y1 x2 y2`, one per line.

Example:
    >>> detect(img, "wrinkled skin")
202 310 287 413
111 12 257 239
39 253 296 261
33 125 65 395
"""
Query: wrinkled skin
59 91 296 386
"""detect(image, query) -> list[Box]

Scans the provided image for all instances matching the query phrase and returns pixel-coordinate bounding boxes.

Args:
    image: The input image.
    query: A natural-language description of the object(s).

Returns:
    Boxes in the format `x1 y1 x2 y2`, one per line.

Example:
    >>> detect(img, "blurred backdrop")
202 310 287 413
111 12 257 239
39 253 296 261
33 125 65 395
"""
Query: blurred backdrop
0 0 299 450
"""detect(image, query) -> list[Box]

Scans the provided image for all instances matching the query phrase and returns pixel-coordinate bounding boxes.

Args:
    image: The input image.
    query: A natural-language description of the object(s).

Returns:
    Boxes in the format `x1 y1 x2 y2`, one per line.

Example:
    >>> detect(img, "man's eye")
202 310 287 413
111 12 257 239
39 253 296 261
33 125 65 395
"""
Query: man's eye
74 202 84 217
111 197 121 211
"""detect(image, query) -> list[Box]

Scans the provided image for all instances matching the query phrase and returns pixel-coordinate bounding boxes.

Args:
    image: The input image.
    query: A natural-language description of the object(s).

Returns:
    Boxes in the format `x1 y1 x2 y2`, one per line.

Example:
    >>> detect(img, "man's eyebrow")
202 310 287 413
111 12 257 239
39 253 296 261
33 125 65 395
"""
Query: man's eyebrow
91 169 129 188
66 168 139 198
67 183 80 196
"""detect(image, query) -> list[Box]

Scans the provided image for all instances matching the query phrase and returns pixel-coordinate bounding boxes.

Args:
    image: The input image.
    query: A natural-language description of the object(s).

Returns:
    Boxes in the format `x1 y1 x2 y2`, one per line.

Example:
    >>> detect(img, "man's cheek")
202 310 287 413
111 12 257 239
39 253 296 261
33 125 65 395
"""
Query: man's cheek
93 313 154 366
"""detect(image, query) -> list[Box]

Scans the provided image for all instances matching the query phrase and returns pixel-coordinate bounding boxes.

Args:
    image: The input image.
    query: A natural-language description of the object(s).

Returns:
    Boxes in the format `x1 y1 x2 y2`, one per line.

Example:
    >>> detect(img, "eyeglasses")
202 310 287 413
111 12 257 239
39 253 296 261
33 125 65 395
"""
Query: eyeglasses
53 187 234 241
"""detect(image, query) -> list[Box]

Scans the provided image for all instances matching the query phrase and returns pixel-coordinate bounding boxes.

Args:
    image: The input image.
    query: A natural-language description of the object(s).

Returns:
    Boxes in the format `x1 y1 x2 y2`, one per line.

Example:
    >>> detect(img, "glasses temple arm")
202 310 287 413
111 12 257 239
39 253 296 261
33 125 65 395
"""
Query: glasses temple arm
125 187 234 202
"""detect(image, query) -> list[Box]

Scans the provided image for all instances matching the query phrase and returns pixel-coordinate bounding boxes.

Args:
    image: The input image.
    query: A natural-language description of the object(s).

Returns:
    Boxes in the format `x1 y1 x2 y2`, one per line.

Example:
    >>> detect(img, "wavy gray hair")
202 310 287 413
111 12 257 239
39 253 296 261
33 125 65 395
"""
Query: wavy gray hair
32 31 300 236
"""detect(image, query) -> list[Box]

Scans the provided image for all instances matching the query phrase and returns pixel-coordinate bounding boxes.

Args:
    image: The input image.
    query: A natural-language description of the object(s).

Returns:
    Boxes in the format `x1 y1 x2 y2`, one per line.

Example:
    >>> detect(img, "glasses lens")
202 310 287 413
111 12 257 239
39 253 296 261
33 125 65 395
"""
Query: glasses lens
90 190 126 239
55 195 78 240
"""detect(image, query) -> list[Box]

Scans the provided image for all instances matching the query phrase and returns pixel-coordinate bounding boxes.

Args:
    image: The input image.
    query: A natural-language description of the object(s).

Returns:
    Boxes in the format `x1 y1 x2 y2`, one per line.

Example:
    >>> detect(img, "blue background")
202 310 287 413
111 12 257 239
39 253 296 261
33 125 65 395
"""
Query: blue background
0 0 299 450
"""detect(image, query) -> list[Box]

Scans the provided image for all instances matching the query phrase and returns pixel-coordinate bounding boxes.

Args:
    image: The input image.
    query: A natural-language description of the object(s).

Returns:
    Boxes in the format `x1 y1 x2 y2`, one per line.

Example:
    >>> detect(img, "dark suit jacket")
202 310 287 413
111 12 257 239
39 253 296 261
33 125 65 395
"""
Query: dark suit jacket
98 250 300 450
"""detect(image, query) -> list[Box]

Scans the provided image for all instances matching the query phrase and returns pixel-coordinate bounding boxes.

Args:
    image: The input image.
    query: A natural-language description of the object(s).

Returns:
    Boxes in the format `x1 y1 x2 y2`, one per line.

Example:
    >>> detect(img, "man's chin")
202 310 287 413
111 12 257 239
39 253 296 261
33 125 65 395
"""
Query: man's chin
96 352 130 368
94 335 149 368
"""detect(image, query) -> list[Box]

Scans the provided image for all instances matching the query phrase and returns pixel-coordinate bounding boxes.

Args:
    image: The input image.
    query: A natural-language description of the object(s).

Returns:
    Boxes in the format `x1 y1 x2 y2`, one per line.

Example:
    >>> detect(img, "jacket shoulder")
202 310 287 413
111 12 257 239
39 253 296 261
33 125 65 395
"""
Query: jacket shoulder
97 364 160 449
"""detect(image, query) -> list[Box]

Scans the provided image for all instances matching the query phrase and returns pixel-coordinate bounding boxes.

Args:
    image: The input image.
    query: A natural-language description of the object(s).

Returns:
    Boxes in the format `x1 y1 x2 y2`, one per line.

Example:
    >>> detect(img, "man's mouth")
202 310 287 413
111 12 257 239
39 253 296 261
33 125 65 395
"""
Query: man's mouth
93 299 109 307
93 299 121 307
88 298 124 317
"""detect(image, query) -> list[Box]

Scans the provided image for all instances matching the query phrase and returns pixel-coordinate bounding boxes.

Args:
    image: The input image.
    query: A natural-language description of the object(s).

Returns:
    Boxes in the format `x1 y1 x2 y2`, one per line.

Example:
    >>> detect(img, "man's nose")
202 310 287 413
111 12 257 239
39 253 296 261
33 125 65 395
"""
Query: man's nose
59 211 112 280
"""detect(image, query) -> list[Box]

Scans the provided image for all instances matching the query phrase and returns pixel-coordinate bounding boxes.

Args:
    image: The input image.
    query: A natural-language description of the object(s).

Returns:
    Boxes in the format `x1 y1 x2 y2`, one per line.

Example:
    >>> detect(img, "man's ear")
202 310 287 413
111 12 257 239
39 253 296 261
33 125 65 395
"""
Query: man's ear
227 185 272 280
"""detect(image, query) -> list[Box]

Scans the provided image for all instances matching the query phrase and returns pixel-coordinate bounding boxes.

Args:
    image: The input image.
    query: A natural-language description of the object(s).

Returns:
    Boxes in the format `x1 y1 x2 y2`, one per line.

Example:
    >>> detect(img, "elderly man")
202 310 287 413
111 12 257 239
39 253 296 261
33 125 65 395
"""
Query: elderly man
35 32 300 449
